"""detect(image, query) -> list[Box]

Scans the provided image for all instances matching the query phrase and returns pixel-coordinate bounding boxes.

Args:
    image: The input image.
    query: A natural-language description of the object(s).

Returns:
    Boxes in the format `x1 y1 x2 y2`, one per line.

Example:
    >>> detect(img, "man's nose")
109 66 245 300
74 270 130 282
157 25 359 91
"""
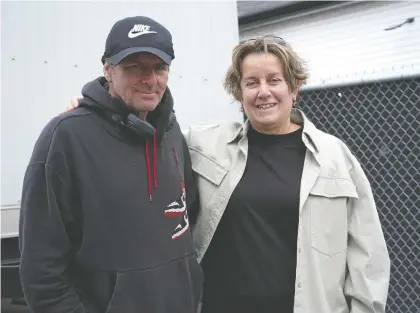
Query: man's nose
138 68 157 84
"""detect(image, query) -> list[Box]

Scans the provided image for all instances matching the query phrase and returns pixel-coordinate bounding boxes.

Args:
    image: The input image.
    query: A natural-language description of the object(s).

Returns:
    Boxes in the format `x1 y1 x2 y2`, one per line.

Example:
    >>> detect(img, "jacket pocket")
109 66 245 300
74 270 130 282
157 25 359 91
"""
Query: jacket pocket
189 148 228 209
190 148 228 186
309 177 358 256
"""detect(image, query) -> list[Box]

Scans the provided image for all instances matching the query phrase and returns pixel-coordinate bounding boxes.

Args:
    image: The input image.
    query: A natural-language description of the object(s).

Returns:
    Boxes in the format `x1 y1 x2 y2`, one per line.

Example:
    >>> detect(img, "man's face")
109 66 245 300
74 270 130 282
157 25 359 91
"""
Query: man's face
104 53 169 114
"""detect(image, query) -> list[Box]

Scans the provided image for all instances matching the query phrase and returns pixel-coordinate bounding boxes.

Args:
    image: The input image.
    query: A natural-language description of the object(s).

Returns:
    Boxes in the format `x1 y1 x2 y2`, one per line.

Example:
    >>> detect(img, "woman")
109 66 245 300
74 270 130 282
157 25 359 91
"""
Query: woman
184 36 390 313
68 36 390 313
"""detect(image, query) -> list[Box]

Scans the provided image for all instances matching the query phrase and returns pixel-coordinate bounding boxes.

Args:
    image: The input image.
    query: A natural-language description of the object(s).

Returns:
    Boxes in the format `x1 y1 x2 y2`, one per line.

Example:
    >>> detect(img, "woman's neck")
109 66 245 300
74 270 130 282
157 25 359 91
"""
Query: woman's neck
251 120 301 135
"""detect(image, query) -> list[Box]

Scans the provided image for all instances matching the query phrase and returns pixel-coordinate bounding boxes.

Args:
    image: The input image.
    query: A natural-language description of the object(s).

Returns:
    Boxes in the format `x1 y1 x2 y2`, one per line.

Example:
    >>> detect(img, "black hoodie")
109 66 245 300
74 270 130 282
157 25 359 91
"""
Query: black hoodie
19 77 203 313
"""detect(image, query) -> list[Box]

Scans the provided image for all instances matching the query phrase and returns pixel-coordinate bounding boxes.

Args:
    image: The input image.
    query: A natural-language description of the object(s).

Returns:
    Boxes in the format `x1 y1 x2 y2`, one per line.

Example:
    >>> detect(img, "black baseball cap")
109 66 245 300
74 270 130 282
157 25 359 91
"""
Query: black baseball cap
101 16 175 65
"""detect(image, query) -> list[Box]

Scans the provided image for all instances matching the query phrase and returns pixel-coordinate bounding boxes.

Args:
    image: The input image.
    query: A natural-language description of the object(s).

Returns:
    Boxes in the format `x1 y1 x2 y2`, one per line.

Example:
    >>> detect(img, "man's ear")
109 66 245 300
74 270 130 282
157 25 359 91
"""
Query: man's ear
103 63 112 82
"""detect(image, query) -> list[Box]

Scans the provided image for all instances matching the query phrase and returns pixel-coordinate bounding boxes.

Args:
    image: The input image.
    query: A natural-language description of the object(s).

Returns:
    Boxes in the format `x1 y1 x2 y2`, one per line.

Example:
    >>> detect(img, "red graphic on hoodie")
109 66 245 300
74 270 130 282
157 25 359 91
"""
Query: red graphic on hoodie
164 182 190 240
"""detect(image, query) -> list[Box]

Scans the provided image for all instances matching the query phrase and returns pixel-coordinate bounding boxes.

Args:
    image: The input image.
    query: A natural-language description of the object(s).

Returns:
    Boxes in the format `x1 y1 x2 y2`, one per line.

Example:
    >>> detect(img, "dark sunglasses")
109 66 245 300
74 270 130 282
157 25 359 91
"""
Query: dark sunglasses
239 35 288 46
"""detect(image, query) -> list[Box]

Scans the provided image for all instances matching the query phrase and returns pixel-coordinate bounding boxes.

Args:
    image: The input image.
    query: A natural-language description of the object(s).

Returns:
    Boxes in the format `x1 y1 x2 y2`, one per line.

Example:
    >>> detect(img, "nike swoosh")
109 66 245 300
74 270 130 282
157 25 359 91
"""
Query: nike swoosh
128 30 157 38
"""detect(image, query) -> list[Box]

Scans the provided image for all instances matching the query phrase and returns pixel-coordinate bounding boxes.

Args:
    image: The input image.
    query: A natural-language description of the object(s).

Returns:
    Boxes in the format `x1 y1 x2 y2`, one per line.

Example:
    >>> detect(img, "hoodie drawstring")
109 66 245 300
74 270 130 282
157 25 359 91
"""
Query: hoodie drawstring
153 132 157 188
146 132 157 202
146 133 182 203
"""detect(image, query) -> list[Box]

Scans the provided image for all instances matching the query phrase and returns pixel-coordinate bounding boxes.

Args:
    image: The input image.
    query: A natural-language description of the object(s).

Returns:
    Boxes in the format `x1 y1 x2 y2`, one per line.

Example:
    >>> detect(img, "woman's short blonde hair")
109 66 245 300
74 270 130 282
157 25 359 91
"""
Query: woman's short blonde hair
224 36 309 101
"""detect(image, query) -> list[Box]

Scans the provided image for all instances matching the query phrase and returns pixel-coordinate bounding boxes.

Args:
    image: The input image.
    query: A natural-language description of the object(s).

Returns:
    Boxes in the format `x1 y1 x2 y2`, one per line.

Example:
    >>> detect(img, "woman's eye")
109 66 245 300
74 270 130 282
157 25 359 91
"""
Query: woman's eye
246 81 256 86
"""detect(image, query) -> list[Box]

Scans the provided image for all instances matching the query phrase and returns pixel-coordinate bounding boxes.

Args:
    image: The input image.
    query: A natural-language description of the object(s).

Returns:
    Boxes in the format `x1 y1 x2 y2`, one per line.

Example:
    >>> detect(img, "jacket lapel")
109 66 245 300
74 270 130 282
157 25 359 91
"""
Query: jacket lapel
299 150 320 214
292 109 322 215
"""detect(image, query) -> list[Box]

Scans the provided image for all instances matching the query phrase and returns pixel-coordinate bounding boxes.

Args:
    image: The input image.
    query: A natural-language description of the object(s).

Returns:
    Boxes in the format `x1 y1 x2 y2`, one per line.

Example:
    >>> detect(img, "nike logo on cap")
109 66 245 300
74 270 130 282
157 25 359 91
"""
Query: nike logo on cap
128 24 157 38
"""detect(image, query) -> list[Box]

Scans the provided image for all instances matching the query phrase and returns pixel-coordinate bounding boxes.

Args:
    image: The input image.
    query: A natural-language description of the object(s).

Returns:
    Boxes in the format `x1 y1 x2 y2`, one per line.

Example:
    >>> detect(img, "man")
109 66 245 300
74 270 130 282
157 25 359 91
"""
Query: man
19 16 203 313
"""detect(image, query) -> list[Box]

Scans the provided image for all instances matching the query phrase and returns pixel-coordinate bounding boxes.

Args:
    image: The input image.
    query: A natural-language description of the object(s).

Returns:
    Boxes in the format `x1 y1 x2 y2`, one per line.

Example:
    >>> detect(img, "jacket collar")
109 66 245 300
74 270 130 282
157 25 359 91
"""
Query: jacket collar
227 108 320 154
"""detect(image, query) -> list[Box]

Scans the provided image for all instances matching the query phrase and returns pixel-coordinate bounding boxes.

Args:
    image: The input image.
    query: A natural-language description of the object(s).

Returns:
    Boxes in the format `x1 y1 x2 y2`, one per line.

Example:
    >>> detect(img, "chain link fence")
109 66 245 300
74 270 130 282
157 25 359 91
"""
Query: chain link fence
299 77 420 313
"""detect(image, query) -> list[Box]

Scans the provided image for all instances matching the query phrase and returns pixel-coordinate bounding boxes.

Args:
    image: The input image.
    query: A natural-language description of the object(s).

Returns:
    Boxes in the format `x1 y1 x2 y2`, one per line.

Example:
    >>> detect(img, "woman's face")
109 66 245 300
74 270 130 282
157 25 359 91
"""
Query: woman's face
240 52 297 134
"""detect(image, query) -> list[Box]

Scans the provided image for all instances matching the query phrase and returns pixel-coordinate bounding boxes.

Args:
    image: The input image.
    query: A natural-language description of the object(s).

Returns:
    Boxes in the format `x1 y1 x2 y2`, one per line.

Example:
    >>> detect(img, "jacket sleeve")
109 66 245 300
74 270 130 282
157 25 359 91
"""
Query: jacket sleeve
19 128 87 313
344 155 391 313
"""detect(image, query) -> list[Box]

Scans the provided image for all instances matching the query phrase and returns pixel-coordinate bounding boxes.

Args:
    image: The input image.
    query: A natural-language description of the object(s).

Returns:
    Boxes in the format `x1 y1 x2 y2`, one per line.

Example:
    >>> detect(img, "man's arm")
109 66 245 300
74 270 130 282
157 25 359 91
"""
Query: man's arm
19 122 87 313
344 156 391 312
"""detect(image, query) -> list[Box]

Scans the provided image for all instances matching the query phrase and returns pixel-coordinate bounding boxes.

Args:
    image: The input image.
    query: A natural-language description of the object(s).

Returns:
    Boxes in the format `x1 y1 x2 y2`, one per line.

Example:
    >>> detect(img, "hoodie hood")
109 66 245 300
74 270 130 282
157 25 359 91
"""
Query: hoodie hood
79 76 174 144
79 76 177 201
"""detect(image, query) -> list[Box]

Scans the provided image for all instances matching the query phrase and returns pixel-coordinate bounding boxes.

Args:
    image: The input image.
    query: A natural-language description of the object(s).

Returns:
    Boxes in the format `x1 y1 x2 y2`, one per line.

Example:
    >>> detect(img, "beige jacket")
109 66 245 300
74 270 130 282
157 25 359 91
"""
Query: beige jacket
184 109 390 313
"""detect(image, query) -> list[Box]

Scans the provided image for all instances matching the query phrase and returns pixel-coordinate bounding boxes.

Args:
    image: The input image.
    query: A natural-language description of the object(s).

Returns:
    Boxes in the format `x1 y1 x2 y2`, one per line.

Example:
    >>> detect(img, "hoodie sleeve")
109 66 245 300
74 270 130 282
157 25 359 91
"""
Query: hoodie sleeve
181 135 200 228
19 119 87 313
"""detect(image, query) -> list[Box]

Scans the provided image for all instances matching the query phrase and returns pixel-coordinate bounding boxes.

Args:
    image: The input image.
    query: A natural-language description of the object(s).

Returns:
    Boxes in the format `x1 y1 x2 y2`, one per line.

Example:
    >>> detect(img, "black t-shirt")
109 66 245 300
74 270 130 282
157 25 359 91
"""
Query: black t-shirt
201 126 306 313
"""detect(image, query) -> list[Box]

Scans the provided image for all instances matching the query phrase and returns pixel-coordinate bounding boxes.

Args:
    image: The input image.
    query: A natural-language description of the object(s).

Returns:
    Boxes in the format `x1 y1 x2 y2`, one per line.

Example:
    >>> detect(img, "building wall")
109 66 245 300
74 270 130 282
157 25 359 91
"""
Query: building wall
240 1 420 89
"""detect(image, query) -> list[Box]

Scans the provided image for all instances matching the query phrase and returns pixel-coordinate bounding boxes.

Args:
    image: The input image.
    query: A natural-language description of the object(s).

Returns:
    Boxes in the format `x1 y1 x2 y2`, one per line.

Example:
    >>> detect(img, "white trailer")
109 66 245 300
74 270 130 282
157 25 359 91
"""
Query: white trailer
1 1 242 300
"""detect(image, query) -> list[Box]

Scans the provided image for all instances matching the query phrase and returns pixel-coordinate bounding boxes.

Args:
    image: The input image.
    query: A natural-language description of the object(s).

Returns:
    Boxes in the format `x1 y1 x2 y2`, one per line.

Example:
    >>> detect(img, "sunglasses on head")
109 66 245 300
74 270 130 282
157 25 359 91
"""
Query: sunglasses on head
239 35 288 46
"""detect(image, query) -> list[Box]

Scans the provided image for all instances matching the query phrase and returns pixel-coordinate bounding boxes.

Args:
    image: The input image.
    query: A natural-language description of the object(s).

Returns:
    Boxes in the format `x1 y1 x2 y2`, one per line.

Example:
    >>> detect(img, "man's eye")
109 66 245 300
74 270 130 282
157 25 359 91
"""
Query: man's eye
156 64 168 71
125 64 140 70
